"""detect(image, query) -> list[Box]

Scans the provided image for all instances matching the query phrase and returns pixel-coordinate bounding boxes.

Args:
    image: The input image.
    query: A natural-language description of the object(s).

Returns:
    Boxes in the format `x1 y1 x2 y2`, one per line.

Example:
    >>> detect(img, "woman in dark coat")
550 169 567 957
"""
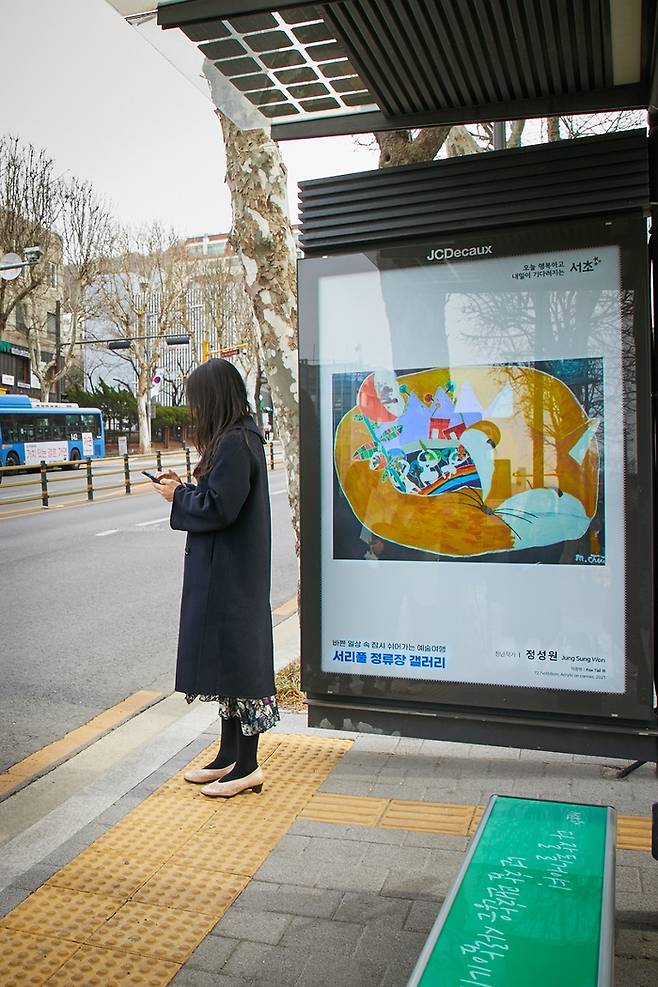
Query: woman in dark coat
152 358 279 798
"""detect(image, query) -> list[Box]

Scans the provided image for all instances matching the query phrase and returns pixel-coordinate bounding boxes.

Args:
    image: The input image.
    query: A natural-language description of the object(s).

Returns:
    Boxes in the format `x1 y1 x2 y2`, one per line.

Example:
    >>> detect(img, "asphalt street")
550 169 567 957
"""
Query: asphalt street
0 466 296 772
0 449 200 516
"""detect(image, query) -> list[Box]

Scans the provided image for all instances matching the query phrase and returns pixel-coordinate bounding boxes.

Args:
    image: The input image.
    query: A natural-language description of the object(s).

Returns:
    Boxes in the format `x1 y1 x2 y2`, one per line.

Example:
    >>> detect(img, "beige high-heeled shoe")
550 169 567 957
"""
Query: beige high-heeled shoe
200 766 264 798
184 762 236 784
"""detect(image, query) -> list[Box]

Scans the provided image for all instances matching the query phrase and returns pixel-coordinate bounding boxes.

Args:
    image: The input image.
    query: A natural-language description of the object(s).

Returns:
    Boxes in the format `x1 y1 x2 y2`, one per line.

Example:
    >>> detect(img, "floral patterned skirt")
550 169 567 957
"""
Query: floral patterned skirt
185 693 280 736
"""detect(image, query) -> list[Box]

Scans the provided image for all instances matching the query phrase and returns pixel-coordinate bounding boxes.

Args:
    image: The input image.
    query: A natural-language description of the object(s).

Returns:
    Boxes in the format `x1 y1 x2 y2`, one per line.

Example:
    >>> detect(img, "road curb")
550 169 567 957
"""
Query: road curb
0 699 221 892
0 690 165 804
274 609 300 672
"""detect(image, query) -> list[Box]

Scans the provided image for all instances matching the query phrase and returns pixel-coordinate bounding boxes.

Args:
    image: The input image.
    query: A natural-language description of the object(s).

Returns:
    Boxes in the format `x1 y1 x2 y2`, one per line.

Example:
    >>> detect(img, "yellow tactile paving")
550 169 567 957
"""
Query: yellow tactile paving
198 797 286 825
0 690 162 799
0 734 351 985
301 791 653 851
617 814 652 851
468 804 485 836
0 928 79 986
300 792 389 827
272 594 298 617
0 887 124 943
171 824 286 877
87 901 217 963
89 828 192 869
133 864 248 913
108 793 218 832
91 799 217 864
381 799 477 835
46 849 156 900
44 945 180 987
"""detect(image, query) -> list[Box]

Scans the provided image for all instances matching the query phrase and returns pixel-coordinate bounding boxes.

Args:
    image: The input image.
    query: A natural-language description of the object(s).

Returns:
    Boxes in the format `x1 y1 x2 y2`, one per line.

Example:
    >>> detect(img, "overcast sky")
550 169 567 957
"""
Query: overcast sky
0 0 379 237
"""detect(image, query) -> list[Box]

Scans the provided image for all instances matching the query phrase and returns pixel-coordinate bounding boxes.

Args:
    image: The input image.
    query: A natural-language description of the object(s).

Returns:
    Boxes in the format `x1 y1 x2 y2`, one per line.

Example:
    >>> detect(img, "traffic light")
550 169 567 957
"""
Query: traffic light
107 339 131 350
202 340 209 362
165 335 190 346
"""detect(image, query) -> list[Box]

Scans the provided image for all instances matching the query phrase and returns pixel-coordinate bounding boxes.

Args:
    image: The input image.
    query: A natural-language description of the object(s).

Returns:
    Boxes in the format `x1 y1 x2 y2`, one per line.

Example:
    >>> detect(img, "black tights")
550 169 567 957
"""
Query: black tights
204 716 259 778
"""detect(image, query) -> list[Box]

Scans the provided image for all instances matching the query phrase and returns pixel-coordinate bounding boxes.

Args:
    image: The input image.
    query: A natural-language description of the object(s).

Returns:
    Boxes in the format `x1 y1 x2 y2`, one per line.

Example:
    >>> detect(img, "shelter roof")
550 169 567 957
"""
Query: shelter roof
150 0 658 139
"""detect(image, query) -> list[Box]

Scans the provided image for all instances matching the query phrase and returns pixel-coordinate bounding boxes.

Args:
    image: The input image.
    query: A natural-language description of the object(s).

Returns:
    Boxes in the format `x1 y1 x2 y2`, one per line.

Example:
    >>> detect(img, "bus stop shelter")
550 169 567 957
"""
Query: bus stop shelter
114 0 658 763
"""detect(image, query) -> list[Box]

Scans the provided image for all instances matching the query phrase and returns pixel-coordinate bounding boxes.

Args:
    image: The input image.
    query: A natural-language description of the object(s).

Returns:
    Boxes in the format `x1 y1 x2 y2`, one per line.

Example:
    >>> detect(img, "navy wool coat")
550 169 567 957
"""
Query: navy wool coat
170 416 275 699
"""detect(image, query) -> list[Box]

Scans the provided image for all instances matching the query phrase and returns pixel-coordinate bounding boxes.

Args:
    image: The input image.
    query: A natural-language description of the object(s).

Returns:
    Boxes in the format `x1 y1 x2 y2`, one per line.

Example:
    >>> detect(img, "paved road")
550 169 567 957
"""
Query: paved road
0 444 283 516
0 468 296 771
0 449 281 518
0 450 193 515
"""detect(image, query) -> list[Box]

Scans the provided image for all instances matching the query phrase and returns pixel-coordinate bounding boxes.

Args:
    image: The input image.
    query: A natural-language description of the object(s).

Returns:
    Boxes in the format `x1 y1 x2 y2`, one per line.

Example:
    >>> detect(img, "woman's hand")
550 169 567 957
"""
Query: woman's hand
153 477 181 503
159 470 182 483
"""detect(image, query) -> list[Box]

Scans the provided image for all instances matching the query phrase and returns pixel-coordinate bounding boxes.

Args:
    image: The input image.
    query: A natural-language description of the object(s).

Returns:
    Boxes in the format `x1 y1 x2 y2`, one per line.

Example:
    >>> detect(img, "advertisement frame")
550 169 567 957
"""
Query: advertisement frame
299 211 656 747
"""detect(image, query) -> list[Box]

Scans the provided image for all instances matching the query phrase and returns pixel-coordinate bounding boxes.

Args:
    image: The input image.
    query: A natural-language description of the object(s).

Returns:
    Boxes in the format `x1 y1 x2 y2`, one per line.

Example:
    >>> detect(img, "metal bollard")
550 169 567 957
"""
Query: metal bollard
86 458 94 501
185 447 192 482
124 453 131 494
40 460 49 507
156 450 162 471
269 441 274 470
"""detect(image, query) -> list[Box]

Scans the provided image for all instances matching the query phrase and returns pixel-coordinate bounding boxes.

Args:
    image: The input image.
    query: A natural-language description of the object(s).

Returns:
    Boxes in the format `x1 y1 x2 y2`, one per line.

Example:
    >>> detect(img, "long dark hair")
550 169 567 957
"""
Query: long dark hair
186 359 251 479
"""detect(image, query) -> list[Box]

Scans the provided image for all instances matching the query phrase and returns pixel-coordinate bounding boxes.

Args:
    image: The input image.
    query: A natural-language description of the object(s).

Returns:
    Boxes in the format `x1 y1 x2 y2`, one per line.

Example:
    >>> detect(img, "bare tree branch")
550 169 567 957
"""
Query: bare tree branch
507 119 526 148
375 127 452 168
0 135 62 335
93 224 194 452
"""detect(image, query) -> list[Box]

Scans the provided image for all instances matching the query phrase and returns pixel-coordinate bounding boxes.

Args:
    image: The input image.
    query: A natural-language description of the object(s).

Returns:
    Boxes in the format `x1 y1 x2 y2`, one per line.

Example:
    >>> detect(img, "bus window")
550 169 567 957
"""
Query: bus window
0 414 13 443
50 418 67 441
4 415 20 444
34 416 50 442
82 413 99 437
66 414 83 440
16 415 36 442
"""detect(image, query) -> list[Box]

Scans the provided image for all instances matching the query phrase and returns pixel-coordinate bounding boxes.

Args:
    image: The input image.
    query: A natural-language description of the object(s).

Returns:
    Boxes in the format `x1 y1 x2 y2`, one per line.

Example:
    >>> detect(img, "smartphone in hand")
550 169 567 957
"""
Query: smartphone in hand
142 470 162 484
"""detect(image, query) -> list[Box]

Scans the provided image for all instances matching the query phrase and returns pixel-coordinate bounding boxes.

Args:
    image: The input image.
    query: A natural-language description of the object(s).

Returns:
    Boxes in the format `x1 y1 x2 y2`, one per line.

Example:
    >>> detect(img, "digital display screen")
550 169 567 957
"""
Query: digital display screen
299 213 653 722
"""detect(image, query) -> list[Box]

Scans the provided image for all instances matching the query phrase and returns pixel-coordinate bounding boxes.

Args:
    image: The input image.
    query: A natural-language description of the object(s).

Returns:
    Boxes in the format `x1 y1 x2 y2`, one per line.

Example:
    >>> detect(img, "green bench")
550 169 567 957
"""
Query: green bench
407 795 616 987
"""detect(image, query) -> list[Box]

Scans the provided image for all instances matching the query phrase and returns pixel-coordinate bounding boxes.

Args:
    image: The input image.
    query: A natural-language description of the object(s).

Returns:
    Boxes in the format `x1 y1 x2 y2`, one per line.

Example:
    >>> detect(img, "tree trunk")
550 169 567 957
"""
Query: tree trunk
507 120 526 148
446 126 484 156
137 371 151 454
375 127 451 167
218 113 300 554
547 117 560 141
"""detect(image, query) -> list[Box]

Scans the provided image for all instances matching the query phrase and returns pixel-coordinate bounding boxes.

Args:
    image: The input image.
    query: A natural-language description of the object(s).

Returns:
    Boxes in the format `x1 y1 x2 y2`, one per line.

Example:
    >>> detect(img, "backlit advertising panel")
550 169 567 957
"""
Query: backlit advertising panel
299 214 654 723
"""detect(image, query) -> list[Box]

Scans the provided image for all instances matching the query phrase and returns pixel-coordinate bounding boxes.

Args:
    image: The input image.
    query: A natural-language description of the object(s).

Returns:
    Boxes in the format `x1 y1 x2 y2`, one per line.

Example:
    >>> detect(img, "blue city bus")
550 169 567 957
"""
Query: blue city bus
0 395 105 473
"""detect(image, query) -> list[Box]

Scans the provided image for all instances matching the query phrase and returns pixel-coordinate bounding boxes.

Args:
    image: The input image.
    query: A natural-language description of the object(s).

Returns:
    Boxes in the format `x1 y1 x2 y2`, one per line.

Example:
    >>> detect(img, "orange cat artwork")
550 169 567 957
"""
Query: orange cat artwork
334 364 601 559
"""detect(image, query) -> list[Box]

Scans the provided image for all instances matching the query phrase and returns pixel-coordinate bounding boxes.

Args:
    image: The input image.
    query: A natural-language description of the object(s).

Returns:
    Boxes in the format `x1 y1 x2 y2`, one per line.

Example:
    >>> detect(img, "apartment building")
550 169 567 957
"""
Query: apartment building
0 237 66 400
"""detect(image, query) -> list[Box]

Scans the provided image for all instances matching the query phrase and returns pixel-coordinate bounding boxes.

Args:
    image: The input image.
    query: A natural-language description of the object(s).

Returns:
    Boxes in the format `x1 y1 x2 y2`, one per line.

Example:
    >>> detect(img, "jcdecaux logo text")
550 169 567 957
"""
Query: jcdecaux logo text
426 244 493 261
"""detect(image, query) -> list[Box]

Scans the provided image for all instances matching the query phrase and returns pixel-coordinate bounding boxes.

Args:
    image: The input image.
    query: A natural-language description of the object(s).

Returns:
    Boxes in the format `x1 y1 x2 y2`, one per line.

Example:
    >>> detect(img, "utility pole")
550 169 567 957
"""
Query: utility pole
54 300 61 400
493 121 506 150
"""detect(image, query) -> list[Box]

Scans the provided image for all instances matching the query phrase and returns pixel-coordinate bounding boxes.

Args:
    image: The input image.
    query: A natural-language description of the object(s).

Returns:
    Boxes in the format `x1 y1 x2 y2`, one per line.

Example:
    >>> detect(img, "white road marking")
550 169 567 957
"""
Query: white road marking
95 529 119 537
270 490 287 497
136 517 169 527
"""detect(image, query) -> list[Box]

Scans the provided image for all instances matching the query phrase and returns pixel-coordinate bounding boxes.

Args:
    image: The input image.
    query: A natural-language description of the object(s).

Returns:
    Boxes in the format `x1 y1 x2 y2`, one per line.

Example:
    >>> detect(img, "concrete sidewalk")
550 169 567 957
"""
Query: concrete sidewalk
0 645 656 984
172 724 657 987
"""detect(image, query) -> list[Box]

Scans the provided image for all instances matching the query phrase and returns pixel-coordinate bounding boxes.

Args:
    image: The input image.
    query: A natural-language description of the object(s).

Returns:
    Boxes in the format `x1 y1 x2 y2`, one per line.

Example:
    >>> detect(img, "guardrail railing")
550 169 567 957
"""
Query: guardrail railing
0 442 284 510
